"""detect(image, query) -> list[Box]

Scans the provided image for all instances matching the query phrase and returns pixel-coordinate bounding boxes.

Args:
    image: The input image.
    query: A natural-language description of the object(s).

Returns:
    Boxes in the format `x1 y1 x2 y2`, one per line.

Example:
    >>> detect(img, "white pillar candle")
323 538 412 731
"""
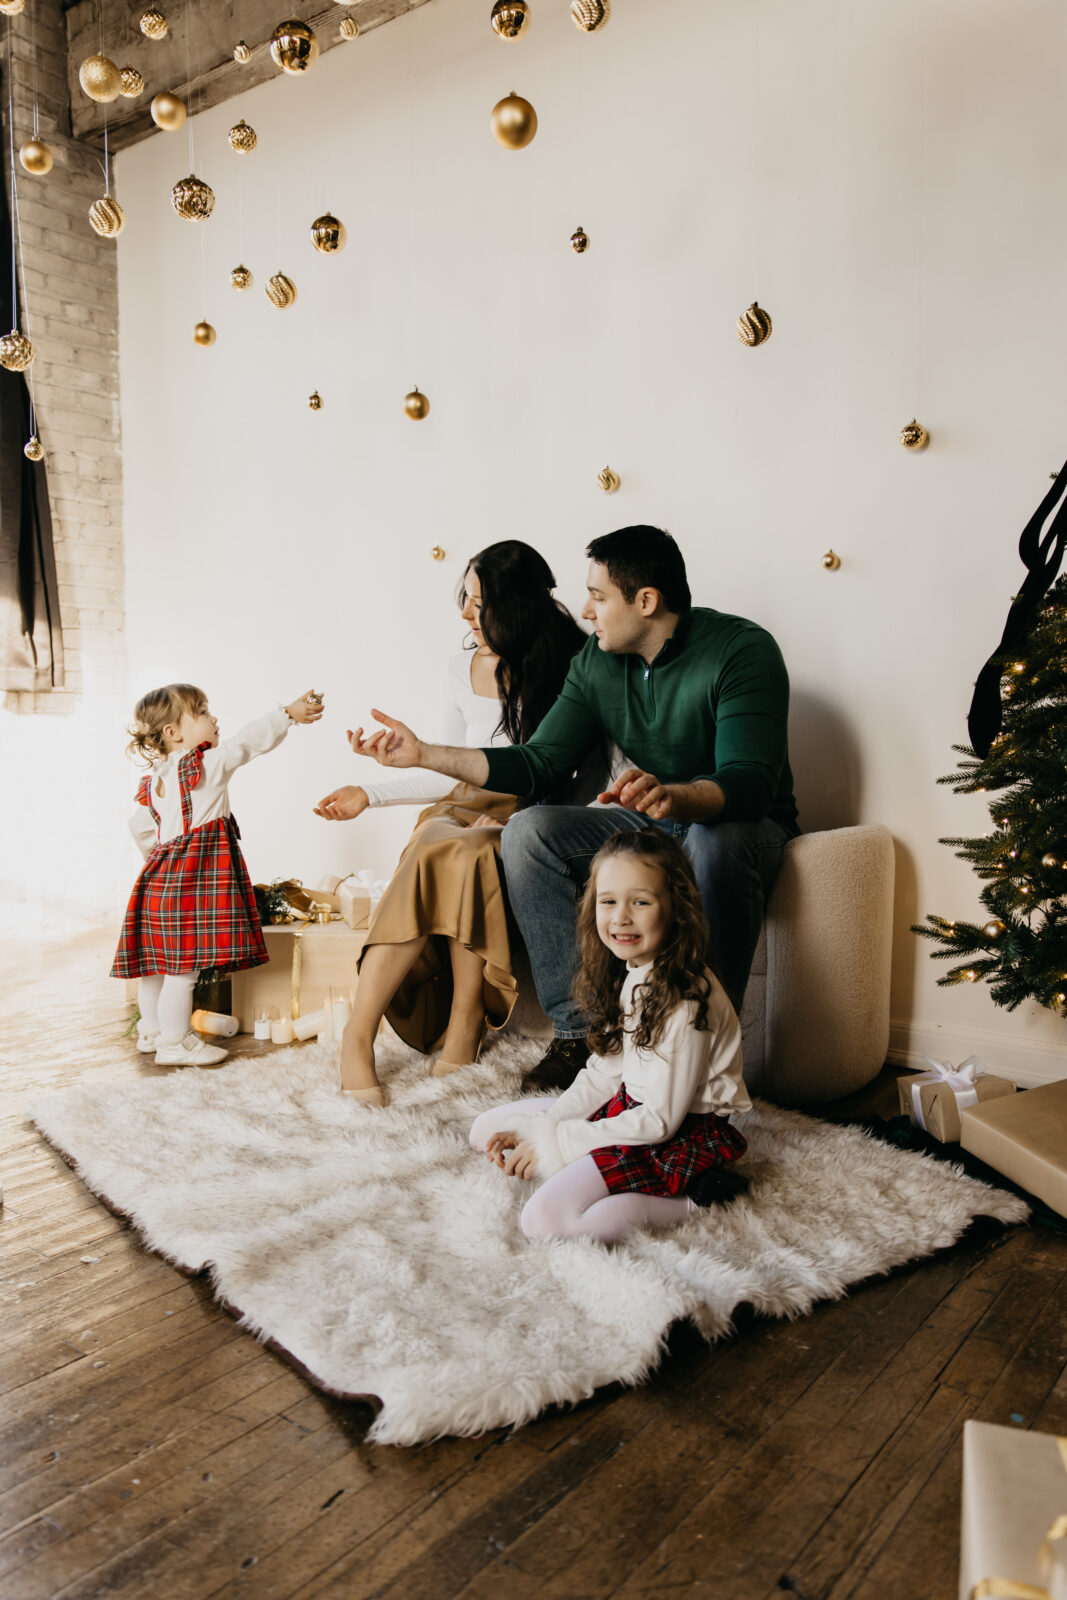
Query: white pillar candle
293 1009 326 1041
191 1009 240 1038
331 996 351 1040
253 1018 272 1041
270 1018 295 1045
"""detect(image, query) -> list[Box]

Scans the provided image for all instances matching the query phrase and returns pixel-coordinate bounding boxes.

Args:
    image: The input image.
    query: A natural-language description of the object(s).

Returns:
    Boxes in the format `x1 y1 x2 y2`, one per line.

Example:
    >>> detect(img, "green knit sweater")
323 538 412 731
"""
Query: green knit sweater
483 607 798 829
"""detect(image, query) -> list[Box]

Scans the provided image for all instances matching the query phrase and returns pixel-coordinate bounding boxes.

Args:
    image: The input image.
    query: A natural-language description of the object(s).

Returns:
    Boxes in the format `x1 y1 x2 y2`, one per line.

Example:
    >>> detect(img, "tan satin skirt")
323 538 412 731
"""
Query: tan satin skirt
358 784 520 1054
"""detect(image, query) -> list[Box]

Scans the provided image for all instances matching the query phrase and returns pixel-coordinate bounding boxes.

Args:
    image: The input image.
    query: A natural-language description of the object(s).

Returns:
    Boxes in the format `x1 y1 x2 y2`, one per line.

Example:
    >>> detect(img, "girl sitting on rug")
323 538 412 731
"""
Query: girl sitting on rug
469 830 750 1243
112 683 323 1068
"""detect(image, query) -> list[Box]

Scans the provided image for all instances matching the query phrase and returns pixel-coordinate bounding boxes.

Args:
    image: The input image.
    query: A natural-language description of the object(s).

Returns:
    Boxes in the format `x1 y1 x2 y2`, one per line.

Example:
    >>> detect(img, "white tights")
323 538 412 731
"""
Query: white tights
137 973 198 1045
469 1099 697 1245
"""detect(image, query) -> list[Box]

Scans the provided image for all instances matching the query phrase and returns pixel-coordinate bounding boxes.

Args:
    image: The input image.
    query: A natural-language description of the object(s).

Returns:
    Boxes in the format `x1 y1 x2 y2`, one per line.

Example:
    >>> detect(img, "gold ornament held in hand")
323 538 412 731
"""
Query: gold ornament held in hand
266 272 297 309
491 1 530 39
79 54 122 103
19 139 53 175
151 91 187 131
230 264 253 290
571 0 610 32
228 120 257 153
234 39 252 63
193 321 216 346
737 301 773 347
899 418 929 451
120 66 145 97
270 19 319 74
171 174 215 221
308 390 323 410
339 17 359 39
983 918 1007 940
570 225 589 253
306 691 324 706
23 435 43 461
88 196 126 237
405 388 430 420
139 8 167 39
310 212 346 253
0 329 34 371
491 92 538 149
821 550 841 570
597 466 620 493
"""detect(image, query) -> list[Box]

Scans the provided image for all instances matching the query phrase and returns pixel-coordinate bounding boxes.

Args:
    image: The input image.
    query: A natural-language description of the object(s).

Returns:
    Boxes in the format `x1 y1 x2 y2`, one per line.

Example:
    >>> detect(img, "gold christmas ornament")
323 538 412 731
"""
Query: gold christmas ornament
491 92 538 150
234 39 252 63
306 690 324 705
150 91 187 131
0 1 26 14
983 918 1007 940
571 0 610 32
19 139 53 176
570 225 589 254
1041 852 1062 869
0 330 34 371
266 272 297 308
899 418 930 451
821 550 841 570
228 119 257 153
23 436 44 462
491 1 530 39
171 174 215 221
339 17 359 39
431 544 446 561
88 195 126 237
404 387 430 420
597 465 621 493
737 301 773 347
308 390 323 410
193 320 216 347
269 19 319 74
139 8 168 39
310 212 346 253
78 54 122 103
120 65 145 97
230 264 253 290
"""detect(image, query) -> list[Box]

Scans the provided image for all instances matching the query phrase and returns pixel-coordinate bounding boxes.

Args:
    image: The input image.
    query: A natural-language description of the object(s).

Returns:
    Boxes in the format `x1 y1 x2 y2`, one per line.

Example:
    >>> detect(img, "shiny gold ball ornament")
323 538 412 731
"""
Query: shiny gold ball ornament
339 17 359 39
19 139 54 176
88 195 126 237
570 225 589 254
120 65 145 97
821 549 841 570
23 436 44 462
78 54 123 103
0 330 34 372
1041 852 1062 870
491 91 538 150
308 390 323 411
571 0 610 32
491 1 530 39
234 39 252 63
597 465 621 493
899 418 930 451
310 212 346 253
269 19 319 74
230 264 253 290
228 119 257 153
431 544 446 561
193 320 216 347
266 272 297 309
171 174 215 221
737 301 773 347
983 918 1007 940
404 388 430 420
140 8 168 38
150 91 187 131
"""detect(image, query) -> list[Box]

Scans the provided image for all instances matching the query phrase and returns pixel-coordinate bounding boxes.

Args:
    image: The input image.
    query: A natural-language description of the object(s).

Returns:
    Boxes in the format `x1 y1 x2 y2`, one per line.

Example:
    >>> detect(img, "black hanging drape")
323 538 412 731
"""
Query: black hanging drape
0 67 63 692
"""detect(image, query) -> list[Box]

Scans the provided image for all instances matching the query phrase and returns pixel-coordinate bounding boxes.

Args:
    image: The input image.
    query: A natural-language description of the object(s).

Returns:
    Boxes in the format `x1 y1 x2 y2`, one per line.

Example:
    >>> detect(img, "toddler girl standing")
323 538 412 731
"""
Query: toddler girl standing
469 830 750 1242
112 683 323 1067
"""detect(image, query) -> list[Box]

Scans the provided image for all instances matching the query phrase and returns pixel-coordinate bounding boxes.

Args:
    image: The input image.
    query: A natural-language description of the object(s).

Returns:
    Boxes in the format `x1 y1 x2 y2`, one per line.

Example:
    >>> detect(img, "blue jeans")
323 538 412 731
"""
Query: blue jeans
501 806 795 1035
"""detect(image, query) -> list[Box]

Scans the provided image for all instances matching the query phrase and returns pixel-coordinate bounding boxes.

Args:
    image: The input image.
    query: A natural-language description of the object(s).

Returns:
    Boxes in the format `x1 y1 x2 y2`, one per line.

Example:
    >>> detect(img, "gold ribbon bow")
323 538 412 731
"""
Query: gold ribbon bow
971 1439 1067 1600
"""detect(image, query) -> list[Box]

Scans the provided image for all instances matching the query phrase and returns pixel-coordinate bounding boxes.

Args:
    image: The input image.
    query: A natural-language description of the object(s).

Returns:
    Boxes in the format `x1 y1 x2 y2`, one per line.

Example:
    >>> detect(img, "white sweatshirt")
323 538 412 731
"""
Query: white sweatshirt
359 653 510 808
507 962 750 1180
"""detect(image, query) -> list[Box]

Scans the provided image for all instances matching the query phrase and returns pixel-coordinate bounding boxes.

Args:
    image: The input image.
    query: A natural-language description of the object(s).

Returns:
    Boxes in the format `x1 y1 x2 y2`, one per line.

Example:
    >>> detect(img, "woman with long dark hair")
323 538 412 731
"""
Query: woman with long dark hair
315 540 592 1105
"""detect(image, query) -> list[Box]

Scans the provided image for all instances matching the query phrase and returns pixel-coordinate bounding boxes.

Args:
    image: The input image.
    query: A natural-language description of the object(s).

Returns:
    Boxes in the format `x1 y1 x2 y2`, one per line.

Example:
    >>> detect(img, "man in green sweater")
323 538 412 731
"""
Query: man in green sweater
351 527 798 1090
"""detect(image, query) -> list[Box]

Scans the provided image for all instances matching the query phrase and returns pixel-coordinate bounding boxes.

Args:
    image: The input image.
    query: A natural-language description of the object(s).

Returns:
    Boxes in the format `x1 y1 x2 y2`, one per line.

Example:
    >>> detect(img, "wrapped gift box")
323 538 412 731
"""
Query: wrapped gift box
338 877 372 931
896 1056 1016 1143
961 1078 1067 1220
959 1419 1067 1600
230 922 366 1031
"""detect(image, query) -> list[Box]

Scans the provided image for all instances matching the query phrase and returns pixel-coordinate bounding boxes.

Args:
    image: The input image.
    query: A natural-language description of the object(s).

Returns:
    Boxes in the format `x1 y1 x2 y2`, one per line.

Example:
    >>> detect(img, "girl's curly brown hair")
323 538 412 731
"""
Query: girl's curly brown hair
126 683 207 765
574 829 713 1057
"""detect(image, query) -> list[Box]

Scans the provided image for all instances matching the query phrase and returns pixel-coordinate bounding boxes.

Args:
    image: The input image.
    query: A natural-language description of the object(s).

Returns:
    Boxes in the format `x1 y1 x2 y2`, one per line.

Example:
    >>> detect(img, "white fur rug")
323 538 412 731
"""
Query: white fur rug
30 1036 1028 1446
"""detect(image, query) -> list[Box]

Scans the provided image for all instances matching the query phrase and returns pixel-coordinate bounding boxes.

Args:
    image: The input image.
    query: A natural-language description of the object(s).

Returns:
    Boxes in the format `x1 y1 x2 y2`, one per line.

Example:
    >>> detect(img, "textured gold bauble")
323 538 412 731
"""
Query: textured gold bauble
228 119 257 153
120 65 145 97
821 549 841 570
234 39 252 63
23 435 44 462
171 174 215 221
151 91 187 131
431 544 446 560
899 418 930 451
88 195 126 237
193 321 216 347
140 8 168 38
404 388 430 420
491 92 538 149
0 1 26 14
491 1 530 39
339 17 359 39
266 272 297 308
0 330 34 371
1041 852 1062 870
982 918 1007 940
308 390 323 410
269 19 319 74
571 0 610 32
737 301 773 347
597 465 620 493
79 54 122 103
230 264 253 290
570 225 589 254
19 139 53 176
310 212 346 253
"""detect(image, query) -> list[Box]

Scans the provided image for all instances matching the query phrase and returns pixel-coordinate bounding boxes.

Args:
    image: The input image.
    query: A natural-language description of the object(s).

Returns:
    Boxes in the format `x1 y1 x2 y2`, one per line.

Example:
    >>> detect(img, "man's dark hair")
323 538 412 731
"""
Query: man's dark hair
585 525 691 615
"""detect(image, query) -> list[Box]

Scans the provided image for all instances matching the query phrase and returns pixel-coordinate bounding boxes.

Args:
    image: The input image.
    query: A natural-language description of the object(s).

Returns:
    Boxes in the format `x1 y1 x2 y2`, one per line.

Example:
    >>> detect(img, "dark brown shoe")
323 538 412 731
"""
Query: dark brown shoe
521 1036 589 1094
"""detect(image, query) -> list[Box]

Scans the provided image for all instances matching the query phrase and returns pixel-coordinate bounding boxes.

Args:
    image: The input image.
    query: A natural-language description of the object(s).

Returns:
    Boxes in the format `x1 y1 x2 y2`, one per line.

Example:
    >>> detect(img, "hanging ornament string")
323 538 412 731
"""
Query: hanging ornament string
7 19 35 434
29 0 38 140
408 16 417 385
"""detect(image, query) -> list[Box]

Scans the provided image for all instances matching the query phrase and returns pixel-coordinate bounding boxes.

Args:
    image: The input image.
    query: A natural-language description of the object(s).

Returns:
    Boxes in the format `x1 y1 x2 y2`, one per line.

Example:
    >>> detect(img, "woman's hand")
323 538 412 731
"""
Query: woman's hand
469 815 504 831
314 785 369 821
347 709 423 769
286 691 325 726
486 1131 538 1181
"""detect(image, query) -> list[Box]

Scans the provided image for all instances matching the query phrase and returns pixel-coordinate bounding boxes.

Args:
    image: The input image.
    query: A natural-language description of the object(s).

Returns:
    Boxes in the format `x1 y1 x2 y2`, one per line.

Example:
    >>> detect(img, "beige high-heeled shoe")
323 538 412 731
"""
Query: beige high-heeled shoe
432 1023 487 1078
343 1084 389 1107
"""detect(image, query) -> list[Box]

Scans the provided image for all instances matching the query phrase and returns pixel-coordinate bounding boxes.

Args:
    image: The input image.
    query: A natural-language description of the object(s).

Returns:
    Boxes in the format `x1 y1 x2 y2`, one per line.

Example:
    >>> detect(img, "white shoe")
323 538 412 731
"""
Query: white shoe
154 1032 229 1068
136 1032 159 1054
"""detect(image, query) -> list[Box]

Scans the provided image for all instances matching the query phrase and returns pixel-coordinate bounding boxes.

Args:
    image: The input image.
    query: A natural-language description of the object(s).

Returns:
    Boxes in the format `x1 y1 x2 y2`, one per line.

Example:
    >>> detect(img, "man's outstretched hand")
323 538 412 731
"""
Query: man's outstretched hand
347 710 422 769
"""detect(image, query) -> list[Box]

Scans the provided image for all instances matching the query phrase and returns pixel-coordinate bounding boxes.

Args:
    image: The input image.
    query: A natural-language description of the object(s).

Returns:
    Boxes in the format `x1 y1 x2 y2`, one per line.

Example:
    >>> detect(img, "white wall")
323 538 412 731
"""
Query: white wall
114 0 1067 1081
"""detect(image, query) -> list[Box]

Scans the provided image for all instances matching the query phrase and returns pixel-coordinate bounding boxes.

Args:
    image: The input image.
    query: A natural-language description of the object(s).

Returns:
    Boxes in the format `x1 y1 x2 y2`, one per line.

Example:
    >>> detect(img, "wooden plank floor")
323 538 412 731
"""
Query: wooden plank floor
2 931 1065 1600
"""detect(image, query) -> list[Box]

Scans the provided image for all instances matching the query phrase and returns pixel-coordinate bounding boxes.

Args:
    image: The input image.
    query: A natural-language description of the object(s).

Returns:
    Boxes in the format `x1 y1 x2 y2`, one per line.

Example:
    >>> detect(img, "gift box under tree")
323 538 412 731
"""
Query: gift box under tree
229 922 367 1032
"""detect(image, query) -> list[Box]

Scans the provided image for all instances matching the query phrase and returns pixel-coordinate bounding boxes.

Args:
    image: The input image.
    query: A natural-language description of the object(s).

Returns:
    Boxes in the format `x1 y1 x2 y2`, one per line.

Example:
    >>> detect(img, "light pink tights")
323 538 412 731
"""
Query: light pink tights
469 1098 696 1245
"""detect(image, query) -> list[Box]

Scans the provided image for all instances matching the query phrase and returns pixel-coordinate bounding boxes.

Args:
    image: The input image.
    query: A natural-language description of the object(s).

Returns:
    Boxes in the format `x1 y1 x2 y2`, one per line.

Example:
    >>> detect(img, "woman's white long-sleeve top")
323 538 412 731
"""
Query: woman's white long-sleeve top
358 653 509 808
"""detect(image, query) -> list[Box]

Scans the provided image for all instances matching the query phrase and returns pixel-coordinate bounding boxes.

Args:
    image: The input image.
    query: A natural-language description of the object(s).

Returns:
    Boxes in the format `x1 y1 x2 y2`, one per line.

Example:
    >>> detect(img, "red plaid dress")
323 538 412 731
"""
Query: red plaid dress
587 1086 747 1198
111 742 268 979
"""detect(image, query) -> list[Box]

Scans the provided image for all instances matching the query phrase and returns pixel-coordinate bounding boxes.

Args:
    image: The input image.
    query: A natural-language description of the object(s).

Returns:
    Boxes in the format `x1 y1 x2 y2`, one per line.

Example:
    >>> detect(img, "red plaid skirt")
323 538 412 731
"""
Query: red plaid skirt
588 1086 747 1198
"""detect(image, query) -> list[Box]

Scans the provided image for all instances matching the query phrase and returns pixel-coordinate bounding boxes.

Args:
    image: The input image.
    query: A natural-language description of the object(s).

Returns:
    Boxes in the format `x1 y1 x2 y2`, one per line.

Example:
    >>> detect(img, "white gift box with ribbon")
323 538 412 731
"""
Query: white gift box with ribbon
897 1055 1016 1143
960 1420 1067 1600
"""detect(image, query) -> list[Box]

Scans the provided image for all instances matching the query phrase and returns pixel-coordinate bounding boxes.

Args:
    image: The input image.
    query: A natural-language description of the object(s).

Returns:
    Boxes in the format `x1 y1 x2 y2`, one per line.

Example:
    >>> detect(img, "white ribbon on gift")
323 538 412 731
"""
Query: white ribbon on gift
911 1053 988 1130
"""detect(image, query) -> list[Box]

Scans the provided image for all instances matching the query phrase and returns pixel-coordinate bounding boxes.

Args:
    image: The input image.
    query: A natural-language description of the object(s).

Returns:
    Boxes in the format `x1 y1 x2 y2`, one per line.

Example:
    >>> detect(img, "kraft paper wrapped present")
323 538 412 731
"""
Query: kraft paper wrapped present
896 1055 1016 1143
959 1419 1067 1600
961 1078 1067 1221
229 922 366 1031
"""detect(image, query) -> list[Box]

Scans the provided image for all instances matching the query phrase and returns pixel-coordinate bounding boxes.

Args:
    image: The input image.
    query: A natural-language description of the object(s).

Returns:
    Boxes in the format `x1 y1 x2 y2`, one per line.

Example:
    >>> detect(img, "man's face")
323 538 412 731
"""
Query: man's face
581 561 647 653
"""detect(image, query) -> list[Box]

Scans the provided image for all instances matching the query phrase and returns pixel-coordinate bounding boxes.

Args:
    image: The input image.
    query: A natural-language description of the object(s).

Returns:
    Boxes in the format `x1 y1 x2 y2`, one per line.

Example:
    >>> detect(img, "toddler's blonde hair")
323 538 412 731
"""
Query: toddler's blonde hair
126 683 208 764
